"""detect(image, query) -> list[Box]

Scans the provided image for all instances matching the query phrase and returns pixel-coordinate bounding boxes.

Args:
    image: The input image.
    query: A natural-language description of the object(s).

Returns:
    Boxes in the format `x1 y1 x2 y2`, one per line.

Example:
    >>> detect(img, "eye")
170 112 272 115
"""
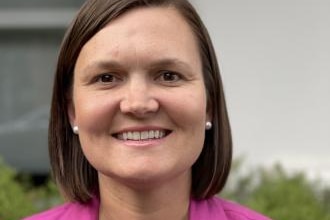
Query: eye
96 73 120 83
157 71 182 82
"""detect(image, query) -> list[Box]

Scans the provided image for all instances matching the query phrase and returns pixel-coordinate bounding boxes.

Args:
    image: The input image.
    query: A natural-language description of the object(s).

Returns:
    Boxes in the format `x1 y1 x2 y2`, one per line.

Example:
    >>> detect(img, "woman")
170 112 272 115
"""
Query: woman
25 0 271 219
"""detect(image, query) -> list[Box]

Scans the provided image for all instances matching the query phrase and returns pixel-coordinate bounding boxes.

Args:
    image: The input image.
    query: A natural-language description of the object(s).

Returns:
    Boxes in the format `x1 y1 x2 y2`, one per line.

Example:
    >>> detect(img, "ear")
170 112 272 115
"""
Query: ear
67 99 76 128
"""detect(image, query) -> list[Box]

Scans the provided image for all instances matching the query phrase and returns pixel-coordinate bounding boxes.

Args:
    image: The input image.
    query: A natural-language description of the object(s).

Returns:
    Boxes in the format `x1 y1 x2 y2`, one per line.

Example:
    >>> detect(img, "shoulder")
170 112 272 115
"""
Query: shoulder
216 197 271 220
23 198 99 220
190 196 272 220
23 203 74 220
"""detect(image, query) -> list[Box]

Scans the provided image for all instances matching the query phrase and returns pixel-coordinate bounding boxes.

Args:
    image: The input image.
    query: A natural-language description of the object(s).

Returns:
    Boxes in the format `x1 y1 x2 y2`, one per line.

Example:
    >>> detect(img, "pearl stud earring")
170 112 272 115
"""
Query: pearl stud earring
73 126 79 134
205 121 212 130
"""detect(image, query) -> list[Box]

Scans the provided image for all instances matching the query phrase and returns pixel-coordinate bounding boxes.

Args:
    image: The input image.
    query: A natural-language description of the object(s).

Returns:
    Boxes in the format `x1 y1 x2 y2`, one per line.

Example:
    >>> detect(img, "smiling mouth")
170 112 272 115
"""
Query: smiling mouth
113 130 171 141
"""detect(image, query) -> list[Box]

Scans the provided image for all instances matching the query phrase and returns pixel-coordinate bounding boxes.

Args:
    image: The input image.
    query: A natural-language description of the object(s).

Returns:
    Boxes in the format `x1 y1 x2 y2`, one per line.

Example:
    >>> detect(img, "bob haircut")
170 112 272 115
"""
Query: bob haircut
49 0 232 203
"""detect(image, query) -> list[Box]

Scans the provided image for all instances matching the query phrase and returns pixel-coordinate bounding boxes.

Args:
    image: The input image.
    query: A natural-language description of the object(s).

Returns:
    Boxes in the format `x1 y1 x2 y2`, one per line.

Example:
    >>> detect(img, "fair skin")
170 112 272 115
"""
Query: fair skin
69 6 210 220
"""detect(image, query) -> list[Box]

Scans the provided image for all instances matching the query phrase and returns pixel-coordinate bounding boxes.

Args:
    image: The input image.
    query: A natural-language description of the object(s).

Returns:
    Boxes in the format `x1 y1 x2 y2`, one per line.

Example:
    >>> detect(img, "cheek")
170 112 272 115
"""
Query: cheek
164 88 208 128
74 92 117 133
160 87 208 160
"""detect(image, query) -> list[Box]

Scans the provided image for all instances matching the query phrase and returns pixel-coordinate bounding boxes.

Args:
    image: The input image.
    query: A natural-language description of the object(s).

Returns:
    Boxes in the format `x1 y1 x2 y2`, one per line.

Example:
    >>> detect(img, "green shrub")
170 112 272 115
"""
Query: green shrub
0 157 62 220
222 161 330 220
0 158 36 220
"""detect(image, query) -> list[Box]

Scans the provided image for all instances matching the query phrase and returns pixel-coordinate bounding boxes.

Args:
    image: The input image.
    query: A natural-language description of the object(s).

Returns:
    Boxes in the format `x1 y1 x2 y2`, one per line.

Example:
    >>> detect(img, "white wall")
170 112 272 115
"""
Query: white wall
192 0 330 180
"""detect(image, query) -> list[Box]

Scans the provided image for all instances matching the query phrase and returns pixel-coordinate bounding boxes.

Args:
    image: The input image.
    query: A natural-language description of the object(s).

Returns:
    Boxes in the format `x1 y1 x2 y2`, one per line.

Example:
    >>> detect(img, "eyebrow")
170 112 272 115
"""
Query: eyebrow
82 60 123 74
148 58 193 71
81 58 194 74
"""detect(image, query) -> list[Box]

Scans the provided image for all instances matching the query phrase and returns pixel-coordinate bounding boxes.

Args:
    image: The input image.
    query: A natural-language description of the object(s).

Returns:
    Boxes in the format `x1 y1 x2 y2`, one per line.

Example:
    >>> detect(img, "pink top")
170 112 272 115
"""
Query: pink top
23 196 271 220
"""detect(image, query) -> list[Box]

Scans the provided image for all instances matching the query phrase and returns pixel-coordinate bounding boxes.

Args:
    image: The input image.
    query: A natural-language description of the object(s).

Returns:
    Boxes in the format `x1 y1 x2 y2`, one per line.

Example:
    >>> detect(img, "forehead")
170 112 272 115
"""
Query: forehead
76 6 201 67
102 6 194 40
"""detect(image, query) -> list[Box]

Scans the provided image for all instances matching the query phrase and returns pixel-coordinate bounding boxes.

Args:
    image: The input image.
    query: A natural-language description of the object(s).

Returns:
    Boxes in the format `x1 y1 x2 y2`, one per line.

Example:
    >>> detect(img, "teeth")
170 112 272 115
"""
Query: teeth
133 131 140 140
117 130 167 141
141 131 149 140
127 132 133 140
149 130 154 139
154 130 159 138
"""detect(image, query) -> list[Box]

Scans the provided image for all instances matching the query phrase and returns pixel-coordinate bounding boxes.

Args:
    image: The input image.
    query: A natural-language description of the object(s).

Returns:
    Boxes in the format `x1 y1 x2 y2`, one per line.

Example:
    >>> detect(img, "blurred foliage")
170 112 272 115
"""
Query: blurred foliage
0 156 329 220
0 158 36 220
0 157 61 220
222 158 330 220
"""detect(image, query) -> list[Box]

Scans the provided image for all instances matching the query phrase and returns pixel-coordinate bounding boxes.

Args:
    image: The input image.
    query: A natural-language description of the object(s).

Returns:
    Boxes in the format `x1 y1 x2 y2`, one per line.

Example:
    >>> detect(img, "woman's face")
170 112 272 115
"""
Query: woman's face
70 7 210 188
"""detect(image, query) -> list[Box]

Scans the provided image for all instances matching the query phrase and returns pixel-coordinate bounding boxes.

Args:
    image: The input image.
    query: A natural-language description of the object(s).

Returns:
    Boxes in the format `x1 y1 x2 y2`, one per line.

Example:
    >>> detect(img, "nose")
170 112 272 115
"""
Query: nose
120 80 159 118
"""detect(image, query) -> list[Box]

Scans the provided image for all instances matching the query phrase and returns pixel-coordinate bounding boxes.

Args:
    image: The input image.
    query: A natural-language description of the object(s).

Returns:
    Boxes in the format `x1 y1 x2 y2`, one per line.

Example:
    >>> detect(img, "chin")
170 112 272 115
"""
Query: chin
111 172 168 190
101 165 188 190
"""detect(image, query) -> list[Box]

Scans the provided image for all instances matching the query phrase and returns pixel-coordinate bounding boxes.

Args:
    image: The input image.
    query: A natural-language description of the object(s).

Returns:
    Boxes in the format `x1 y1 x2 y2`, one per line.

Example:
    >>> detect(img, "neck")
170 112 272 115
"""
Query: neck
98 171 191 220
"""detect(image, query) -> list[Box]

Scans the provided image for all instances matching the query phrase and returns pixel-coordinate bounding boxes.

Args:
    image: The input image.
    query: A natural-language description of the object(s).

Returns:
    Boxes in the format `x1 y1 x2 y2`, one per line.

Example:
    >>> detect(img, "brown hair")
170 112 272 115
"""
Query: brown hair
49 0 232 203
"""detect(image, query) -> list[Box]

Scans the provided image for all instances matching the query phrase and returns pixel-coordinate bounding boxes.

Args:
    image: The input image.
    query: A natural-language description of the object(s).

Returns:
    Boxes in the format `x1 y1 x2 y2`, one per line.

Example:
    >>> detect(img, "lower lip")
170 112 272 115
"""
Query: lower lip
115 136 169 148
